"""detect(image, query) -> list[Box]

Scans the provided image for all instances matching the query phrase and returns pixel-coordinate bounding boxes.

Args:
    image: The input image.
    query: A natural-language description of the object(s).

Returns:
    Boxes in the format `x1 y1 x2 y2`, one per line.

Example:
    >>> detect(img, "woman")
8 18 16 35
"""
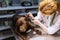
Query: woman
28 0 60 34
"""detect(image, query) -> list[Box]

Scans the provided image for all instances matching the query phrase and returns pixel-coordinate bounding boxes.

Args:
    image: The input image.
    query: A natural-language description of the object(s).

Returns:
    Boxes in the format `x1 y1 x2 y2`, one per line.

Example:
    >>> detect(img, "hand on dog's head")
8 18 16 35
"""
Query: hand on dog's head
12 14 34 40
12 14 41 40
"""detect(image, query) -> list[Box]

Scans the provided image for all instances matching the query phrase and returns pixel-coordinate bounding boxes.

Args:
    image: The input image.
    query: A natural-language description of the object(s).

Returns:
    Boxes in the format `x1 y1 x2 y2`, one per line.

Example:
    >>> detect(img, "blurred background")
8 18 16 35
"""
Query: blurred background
0 0 42 40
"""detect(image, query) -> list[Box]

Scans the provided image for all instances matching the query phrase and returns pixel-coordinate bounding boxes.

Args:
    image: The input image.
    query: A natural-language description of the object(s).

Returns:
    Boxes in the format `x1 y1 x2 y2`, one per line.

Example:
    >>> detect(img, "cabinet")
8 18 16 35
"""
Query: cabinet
0 0 42 40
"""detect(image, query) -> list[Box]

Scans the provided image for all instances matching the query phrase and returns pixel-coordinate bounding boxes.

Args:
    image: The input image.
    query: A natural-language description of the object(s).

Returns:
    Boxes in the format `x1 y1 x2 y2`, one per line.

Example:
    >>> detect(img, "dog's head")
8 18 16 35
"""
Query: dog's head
12 14 34 34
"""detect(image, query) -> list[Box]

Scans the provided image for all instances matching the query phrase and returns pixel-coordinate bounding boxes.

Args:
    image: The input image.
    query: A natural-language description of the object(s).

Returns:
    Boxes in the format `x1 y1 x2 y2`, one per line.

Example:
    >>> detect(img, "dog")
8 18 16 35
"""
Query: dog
12 14 41 40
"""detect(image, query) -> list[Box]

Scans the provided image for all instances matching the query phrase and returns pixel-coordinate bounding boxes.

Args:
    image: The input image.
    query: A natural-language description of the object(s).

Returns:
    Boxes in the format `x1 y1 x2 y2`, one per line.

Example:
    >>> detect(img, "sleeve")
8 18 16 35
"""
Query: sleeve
35 11 42 21
47 16 60 34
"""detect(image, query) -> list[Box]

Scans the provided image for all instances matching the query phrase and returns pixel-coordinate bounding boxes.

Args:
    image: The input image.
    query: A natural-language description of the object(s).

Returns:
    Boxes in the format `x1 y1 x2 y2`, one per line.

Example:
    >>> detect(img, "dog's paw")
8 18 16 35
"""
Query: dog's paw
36 30 42 35
23 36 29 40
34 28 42 35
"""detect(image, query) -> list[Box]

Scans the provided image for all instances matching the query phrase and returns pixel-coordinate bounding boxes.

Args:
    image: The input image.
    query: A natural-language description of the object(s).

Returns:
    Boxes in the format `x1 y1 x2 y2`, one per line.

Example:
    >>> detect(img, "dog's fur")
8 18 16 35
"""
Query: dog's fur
12 14 41 40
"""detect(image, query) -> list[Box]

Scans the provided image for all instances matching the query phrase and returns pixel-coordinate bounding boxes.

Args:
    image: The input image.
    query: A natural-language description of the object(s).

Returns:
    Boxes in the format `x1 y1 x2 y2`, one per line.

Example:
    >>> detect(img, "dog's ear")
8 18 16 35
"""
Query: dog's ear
12 14 20 23
12 14 25 23
11 14 21 34
12 14 19 20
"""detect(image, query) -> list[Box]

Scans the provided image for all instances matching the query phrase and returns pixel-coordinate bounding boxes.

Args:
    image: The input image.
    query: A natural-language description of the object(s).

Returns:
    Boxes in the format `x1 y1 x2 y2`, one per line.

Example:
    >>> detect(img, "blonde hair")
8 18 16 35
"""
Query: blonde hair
38 0 58 15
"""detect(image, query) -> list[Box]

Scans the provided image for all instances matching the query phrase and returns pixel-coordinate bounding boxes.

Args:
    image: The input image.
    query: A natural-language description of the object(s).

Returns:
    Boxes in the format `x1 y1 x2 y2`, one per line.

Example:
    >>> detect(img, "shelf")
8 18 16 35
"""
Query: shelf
0 5 38 11
0 0 39 40
0 11 37 18
0 34 14 40
0 26 11 31
0 13 26 18
0 14 15 18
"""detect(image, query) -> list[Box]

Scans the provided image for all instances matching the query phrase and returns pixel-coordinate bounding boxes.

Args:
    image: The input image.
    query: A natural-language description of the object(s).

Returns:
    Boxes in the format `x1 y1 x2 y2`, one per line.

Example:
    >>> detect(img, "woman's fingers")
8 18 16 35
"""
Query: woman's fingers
31 19 40 25
27 12 40 25
27 12 35 20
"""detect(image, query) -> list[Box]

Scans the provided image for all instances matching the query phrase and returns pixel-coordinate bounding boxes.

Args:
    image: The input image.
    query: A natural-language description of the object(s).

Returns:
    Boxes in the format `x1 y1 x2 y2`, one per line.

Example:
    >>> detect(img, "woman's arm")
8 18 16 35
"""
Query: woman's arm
33 20 48 34
47 16 60 34
35 11 42 21
28 12 60 34
33 16 60 34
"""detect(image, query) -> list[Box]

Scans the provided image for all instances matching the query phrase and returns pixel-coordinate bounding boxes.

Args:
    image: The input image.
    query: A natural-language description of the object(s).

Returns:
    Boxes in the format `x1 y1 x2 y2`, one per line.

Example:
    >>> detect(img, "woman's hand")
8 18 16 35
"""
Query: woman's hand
27 12 40 25
31 19 40 26
27 12 35 20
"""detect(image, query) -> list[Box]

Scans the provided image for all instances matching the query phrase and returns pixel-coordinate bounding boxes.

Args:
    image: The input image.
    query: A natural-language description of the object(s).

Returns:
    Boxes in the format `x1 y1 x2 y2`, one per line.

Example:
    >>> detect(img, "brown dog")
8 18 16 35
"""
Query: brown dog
12 14 41 40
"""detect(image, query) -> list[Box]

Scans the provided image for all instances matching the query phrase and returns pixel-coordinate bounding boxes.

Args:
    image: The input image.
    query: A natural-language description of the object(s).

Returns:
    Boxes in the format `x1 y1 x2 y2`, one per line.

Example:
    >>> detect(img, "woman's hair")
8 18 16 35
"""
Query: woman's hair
57 2 60 14
38 0 58 15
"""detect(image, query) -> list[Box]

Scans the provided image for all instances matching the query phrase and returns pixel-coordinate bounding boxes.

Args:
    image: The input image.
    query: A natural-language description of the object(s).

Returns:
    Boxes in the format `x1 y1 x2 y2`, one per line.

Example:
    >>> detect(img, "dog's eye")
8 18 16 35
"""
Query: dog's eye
19 21 24 26
16 22 22 27
19 23 23 26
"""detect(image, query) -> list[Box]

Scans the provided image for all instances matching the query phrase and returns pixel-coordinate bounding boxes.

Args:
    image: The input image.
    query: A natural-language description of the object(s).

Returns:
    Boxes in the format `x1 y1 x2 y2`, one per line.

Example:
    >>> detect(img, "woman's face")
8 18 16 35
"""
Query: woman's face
40 1 57 15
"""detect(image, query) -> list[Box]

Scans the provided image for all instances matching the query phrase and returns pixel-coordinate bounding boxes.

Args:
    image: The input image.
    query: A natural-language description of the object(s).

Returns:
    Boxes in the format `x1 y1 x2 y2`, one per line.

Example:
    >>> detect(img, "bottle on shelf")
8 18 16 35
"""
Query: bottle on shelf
4 18 9 26
1 1 7 7
3 0 9 6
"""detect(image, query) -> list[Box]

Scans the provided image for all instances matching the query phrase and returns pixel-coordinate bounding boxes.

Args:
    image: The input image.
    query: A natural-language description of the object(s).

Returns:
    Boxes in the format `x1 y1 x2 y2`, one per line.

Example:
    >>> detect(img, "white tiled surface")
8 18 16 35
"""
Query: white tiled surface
30 34 60 40
14 30 60 40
